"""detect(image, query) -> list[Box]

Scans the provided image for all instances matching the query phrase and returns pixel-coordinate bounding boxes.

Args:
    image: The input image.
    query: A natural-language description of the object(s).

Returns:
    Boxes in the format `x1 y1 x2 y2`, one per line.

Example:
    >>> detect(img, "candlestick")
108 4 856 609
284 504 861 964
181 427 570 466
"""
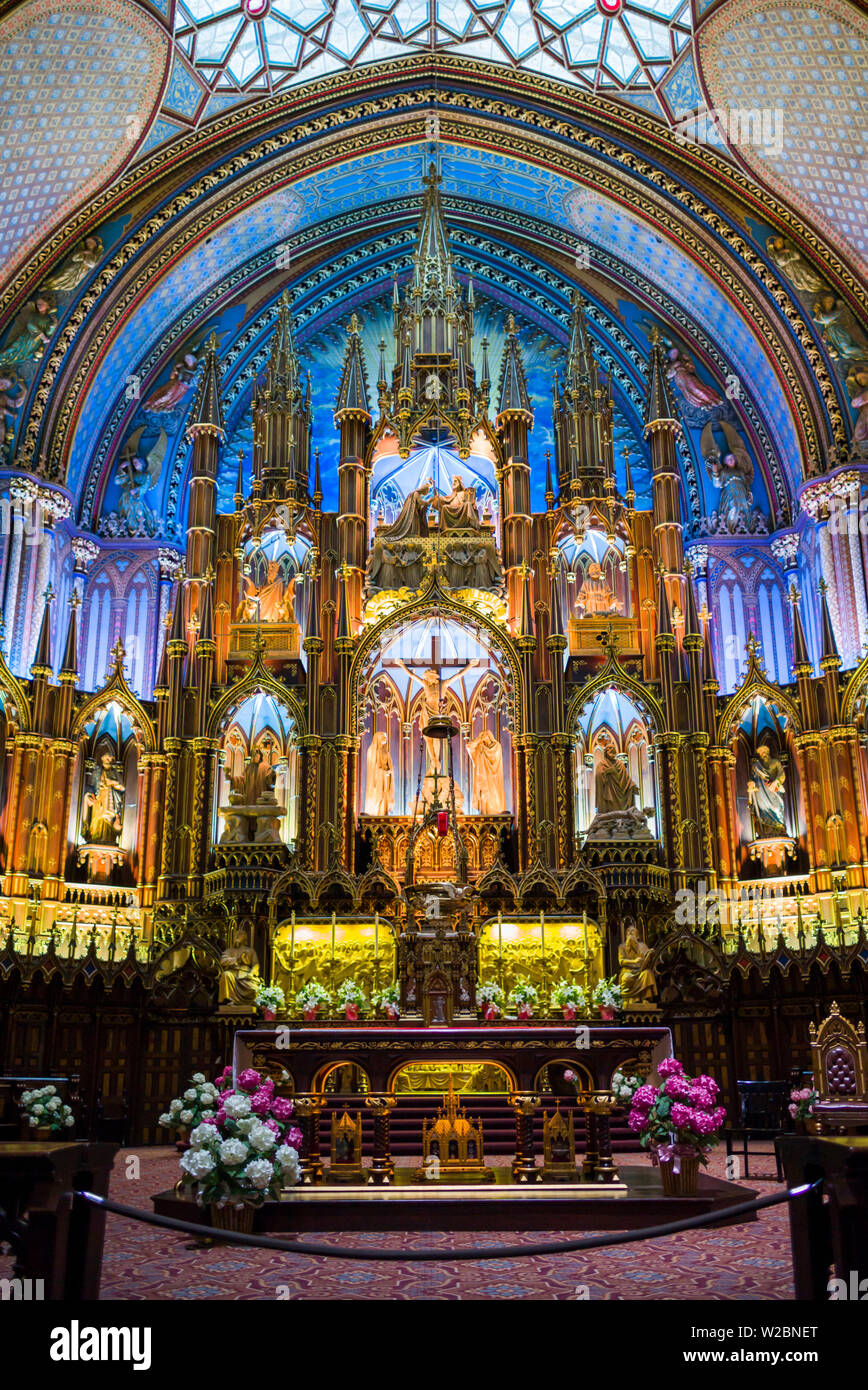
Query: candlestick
497 909 503 992
582 910 589 983
331 911 336 989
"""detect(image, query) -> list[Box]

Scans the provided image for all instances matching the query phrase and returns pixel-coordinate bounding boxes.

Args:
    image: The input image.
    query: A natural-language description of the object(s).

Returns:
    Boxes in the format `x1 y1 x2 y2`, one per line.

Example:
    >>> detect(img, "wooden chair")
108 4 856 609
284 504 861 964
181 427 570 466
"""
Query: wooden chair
810 1002 868 1134
724 1079 792 1180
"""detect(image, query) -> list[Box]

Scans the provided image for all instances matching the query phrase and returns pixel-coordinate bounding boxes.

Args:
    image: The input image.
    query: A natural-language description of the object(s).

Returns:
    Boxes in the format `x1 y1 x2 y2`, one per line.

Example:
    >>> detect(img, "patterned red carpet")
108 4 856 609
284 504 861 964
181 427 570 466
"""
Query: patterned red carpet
87 1148 794 1300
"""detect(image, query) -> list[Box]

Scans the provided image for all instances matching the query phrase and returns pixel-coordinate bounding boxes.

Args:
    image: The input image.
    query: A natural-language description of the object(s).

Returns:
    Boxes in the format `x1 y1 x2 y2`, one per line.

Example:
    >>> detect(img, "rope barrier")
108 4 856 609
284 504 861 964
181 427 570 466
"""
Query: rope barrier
74 1179 819 1263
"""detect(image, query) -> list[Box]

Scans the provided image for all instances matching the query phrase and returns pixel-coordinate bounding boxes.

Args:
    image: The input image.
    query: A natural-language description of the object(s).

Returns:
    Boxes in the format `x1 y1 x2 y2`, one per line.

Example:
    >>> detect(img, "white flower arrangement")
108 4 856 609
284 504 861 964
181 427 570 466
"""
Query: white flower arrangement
157 1073 222 1134
592 977 623 1012
476 980 505 1009
20 1085 75 1134
178 1068 302 1208
508 977 539 1012
550 980 587 1013
295 981 332 1015
611 1069 643 1103
372 983 400 1017
255 983 285 1013
336 979 367 1013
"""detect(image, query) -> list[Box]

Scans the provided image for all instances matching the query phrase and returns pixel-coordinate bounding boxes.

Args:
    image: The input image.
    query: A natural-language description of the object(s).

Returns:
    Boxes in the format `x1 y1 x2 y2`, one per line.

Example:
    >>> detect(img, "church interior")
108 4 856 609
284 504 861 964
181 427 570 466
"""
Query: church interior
1 0 868 1313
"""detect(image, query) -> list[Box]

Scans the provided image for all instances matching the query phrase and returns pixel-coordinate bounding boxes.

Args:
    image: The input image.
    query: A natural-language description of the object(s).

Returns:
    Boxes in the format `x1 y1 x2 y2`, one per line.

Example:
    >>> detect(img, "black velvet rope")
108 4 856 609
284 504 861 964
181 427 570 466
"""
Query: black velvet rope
73 1180 819 1263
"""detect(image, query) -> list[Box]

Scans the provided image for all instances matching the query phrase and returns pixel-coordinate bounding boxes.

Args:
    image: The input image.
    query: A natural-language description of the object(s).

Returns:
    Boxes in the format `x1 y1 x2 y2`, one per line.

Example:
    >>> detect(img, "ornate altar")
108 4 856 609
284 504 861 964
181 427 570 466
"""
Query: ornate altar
416 1077 495 1182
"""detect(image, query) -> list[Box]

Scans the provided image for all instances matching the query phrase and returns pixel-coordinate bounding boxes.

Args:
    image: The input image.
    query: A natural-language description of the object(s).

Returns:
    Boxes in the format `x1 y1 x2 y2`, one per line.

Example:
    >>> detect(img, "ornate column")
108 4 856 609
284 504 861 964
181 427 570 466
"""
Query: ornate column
801 480 844 661
585 1093 618 1183
365 1094 397 1185
509 1092 541 1183
793 735 827 892
293 1095 325 1185
4 478 37 673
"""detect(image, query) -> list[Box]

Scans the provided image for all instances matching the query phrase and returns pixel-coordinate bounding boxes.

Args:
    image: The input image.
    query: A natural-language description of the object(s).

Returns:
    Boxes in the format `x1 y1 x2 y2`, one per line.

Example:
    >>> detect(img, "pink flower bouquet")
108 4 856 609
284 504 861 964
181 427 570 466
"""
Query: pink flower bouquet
178 1066 302 1208
627 1057 726 1170
788 1086 819 1121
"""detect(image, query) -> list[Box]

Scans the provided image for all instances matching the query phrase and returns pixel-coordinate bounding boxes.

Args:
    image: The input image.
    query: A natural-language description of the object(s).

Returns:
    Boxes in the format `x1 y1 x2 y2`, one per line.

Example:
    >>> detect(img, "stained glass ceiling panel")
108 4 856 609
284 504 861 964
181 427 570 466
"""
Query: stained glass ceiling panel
173 0 694 94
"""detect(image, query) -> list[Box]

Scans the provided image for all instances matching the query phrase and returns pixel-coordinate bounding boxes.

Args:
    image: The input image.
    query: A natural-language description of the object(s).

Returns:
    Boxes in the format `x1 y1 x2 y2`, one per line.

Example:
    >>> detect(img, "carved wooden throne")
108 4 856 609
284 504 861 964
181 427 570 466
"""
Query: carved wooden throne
810 1001 868 1133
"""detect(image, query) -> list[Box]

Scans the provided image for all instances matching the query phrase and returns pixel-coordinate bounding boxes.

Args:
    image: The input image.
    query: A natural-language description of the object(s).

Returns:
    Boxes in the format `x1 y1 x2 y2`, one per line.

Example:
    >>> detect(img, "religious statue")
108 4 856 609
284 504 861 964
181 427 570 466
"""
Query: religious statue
618 924 657 1005
222 729 247 788
366 484 432 591
0 295 57 368
595 741 638 815
700 421 762 535
846 367 868 451
44 235 103 295
365 731 395 816
766 235 825 295
83 751 126 846
431 475 483 531
466 729 506 815
0 373 26 464
103 428 167 538
665 347 723 412
379 482 432 540
396 660 480 776
237 561 294 623
747 743 787 839
217 928 261 1009
813 294 865 362
141 350 200 414
575 561 621 617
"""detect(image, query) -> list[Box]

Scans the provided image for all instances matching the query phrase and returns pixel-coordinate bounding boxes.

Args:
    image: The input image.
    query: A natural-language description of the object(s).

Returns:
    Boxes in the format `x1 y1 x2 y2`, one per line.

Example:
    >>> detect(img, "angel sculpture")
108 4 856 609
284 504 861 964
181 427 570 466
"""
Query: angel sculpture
116 428 167 537
44 235 103 296
701 421 757 534
0 295 57 369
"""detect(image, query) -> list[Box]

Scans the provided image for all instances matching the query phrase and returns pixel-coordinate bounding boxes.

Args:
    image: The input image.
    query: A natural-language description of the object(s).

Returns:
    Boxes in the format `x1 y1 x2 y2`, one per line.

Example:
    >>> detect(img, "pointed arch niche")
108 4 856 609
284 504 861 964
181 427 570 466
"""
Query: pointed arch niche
68 700 144 885
572 686 658 840
357 614 515 821
213 690 301 851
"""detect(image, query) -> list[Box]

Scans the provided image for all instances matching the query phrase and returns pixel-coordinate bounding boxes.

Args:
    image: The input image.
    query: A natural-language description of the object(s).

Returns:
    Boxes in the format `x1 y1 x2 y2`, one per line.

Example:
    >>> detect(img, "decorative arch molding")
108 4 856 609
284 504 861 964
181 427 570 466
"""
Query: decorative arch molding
71 665 157 752
842 653 868 727
717 675 803 747
348 586 525 740
205 650 307 742
0 651 32 733
7 79 847 493
565 656 666 740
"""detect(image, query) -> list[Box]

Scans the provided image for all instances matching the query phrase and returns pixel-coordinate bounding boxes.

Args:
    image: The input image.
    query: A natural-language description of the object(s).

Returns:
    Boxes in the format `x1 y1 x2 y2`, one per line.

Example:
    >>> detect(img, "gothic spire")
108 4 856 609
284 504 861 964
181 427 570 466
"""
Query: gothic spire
31 588 53 676
60 591 80 680
565 291 597 395
266 290 299 409
644 327 678 429
817 579 841 670
789 586 812 673
334 313 371 422
187 332 225 438
412 163 454 299
496 314 533 424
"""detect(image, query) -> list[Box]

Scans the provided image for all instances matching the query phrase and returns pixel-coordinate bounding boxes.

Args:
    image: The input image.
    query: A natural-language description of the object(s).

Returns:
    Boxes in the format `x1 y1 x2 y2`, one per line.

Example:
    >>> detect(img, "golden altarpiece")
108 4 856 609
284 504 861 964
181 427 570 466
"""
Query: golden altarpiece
3 171 868 1148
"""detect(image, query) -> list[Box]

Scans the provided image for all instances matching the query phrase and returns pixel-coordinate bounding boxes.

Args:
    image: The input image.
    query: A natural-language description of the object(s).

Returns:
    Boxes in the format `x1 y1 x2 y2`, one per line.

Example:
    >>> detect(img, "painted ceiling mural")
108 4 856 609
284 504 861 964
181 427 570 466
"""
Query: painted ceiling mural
699 0 868 277
0 0 169 275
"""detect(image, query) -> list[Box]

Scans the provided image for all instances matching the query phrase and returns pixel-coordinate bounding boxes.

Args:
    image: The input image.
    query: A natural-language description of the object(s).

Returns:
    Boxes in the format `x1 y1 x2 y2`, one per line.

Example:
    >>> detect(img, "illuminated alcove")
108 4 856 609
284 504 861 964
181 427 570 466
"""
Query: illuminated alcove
213 690 300 848
573 686 658 838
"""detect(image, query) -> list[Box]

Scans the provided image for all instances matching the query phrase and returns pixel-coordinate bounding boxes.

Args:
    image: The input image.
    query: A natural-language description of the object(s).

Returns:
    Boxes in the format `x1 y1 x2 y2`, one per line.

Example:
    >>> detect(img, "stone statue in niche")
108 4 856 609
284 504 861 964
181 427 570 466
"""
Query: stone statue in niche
431 475 483 531
83 751 126 846
365 731 395 816
396 660 479 782
220 736 287 845
747 743 787 839
700 421 766 536
466 729 506 815
574 561 621 617
586 738 652 843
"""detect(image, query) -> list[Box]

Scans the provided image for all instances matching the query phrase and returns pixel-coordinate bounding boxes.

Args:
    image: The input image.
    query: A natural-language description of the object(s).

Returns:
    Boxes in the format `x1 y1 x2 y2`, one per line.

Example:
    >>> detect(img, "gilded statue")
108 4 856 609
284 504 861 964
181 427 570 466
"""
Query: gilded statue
575 561 620 617
217 928 261 1009
83 751 126 846
365 731 395 816
618 924 657 1005
237 563 295 623
747 743 786 839
466 729 506 815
